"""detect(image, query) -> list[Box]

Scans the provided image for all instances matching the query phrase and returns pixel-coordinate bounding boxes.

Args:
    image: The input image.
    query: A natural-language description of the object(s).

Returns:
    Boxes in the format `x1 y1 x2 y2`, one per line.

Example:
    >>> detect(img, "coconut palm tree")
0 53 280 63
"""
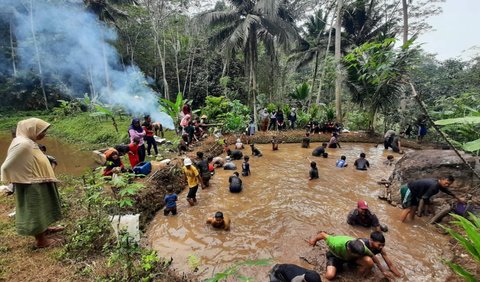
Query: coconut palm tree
200 0 301 126
341 0 398 50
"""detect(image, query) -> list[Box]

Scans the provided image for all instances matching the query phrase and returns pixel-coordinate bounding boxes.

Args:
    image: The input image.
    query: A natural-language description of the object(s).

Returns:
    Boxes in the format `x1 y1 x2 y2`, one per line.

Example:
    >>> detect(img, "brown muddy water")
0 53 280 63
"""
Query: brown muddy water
146 143 451 281
0 132 95 176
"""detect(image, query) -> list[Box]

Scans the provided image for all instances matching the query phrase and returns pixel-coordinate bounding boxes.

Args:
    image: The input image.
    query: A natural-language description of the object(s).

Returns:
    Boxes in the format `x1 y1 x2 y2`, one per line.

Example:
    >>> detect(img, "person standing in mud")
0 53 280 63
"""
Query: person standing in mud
327 132 341 149
142 115 159 157
195 152 211 188
400 176 462 222
269 110 277 131
182 158 203 206
302 132 311 148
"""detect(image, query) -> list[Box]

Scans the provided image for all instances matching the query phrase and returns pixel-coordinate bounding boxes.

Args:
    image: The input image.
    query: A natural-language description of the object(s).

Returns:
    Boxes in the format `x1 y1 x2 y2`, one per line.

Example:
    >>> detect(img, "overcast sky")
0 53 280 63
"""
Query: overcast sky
418 0 480 61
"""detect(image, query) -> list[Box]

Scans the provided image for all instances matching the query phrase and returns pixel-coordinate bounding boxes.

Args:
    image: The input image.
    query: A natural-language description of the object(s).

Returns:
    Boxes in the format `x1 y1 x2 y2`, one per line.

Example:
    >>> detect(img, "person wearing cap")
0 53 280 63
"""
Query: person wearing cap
307 231 375 280
223 156 237 170
206 211 230 230
360 231 402 279
269 264 321 282
229 172 243 193
182 158 203 206
347 201 385 232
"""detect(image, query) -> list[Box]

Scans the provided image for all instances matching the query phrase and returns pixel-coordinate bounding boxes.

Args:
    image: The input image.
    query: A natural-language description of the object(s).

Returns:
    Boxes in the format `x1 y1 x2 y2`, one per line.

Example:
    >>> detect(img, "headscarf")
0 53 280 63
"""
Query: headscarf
1 118 57 184
129 118 143 133
180 114 191 127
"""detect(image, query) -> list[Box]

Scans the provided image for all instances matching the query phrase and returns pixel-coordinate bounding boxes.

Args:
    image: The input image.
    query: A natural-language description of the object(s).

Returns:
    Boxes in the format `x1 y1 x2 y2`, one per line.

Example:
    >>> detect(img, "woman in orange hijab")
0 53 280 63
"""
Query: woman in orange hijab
1 118 63 248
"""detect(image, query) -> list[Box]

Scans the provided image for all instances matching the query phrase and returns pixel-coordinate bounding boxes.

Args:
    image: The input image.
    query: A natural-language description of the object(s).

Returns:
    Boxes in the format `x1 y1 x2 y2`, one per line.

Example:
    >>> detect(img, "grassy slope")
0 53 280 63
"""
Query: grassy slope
0 112 175 150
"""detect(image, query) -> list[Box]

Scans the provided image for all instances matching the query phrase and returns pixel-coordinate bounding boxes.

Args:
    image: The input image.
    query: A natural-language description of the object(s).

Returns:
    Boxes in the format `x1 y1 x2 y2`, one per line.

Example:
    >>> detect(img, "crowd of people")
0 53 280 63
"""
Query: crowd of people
0 115 458 282
172 127 463 281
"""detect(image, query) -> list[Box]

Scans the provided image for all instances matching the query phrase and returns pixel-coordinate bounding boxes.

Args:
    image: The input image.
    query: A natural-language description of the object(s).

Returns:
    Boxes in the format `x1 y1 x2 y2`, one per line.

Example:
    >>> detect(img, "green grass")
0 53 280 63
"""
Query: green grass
0 112 175 150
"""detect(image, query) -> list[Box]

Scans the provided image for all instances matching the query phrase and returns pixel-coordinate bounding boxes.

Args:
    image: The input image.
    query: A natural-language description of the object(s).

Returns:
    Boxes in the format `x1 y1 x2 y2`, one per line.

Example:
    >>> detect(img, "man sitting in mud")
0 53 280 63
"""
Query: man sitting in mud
269 264 321 282
347 201 387 232
400 176 463 222
307 231 376 280
360 231 402 279
206 211 230 231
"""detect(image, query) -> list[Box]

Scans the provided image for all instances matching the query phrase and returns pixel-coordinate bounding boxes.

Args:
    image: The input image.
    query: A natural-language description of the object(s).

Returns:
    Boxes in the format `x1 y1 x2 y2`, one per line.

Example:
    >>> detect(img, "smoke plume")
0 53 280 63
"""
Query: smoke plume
1 0 174 128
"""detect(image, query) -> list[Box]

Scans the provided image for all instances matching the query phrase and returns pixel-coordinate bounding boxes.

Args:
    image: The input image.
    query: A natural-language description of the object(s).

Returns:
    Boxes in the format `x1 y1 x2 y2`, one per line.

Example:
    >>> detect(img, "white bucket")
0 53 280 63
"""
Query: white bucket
110 214 140 242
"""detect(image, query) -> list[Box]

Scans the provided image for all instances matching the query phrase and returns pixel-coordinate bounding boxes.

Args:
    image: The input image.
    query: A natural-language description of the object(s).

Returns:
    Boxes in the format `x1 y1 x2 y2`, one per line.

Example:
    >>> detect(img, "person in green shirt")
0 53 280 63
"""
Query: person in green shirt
307 231 375 280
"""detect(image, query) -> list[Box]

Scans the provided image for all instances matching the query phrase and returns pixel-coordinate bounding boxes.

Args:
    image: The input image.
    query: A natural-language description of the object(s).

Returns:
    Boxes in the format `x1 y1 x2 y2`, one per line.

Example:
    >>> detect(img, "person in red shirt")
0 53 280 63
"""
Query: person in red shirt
103 149 126 176
128 137 140 168
142 115 158 157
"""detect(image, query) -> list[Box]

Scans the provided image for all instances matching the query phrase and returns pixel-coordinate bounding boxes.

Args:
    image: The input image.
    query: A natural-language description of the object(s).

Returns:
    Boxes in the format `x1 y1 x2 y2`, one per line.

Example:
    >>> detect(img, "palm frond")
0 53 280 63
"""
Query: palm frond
198 10 240 27
209 23 239 48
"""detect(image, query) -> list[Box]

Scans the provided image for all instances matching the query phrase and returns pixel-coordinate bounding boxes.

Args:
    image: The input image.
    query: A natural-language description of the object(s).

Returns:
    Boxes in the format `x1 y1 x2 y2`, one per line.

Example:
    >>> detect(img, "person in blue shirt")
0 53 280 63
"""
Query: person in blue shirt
242 156 251 176
336 155 348 168
164 187 178 216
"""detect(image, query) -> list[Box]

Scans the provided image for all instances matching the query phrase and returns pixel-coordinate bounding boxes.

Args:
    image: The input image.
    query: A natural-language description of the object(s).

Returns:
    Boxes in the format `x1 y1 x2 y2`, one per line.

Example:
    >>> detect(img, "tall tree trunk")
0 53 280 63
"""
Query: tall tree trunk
183 48 193 95
187 51 195 98
316 12 335 105
101 31 111 94
402 0 408 45
29 0 48 110
9 21 17 77
334 0 343 122
399 0 409 125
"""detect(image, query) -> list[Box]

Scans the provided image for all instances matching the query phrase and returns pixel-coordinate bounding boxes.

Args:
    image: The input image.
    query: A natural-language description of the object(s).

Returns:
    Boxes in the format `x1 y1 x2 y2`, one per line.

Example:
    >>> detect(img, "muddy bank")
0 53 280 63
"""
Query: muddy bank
126 137 224 229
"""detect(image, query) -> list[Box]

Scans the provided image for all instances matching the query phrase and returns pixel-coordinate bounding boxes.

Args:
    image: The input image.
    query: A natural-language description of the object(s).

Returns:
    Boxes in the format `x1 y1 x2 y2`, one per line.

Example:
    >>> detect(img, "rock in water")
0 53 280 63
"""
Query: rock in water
387 150 478 203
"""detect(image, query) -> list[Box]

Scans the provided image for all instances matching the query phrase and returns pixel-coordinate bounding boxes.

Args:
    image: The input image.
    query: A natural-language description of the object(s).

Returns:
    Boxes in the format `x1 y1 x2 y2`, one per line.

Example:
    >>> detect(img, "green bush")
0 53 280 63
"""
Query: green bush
441 213 480 281
345 110 370 130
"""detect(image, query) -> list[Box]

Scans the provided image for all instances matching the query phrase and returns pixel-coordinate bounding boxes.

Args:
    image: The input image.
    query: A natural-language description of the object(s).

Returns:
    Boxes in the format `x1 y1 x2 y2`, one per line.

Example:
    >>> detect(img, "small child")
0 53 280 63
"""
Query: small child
301 132 311 148
354 152 370 170
164 187 178 216
242 156 251 176
271 136 279 151
128 137 140 168
384 155 394 166
336 155 348 168
206 211 231 230
309 161 319 180
207 156 215 175
250 143 263 157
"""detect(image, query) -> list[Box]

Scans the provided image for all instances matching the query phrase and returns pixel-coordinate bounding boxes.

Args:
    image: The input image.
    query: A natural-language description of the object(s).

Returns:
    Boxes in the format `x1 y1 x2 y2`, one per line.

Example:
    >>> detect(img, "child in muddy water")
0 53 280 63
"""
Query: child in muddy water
163 187 177 216
383 155 394 166
309 161 319 180
271 136 279 151
206 211 230 231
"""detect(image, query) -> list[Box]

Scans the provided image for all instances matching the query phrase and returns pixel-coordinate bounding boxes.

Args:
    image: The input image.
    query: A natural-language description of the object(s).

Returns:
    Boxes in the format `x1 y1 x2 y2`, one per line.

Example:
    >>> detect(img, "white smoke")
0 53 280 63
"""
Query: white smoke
3 0 174 128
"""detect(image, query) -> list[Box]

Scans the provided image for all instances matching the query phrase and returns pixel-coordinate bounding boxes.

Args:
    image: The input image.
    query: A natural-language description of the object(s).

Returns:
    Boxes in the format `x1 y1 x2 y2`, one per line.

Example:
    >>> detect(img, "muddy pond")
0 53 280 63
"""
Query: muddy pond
0 132 95 176
146 143 451 281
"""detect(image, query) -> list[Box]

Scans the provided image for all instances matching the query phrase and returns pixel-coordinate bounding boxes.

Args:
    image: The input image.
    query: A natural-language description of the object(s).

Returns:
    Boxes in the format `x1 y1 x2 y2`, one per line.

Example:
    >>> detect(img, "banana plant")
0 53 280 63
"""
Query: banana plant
435 110 480 152
159 92 185 132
